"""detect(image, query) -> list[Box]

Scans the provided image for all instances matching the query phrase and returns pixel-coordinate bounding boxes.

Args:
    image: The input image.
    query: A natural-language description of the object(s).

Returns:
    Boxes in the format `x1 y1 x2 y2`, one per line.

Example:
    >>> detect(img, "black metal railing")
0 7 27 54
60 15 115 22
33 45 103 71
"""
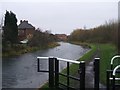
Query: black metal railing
37 57 85 90
106 55 120 90
37 56 100 90
94 58 100 90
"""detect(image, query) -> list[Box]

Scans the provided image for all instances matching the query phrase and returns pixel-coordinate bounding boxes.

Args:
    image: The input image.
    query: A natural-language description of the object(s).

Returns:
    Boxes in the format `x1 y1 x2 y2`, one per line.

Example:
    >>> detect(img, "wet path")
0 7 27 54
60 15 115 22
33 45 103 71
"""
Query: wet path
73 52 106 89
85 60 106 89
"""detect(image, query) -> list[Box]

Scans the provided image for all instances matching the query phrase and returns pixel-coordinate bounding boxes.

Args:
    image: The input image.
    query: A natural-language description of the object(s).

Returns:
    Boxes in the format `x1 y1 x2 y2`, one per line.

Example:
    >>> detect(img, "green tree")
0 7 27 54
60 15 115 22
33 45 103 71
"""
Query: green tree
28 29 57 47
28 30 48 47
3 10 18 44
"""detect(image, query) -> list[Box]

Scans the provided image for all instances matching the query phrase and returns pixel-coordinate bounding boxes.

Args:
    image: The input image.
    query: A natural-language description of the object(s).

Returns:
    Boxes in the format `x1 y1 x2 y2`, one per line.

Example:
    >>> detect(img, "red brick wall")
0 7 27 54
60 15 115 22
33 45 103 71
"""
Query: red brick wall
18 28 35 41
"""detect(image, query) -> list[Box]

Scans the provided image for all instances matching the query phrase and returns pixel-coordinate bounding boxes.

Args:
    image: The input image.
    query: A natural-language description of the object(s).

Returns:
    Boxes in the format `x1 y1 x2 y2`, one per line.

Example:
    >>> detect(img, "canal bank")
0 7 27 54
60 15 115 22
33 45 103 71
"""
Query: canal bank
2 42 60 58
2 42 89 88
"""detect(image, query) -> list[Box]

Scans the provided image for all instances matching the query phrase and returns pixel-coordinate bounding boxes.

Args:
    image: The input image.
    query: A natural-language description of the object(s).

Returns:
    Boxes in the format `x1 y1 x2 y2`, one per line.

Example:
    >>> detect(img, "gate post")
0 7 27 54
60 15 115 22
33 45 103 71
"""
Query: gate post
67 62 70 90
94 58 100 90
80 61 85 90
37 58 40 72
106 70 110 90
55 58 59 89
112 75 115 90
49 57 55 88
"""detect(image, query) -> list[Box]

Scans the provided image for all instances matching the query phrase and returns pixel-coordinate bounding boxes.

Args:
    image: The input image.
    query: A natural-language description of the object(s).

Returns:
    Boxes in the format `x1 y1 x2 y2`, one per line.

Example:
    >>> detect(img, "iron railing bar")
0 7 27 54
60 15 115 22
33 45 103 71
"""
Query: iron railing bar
37 56 49 59
37 56 80 64
68 75 80 81
113 65 120 76
57 57 80 64
58 82 67 87
115 84 120 87
110 55 120 65
109 77 120 80
59 73 80 81
38 70 49 72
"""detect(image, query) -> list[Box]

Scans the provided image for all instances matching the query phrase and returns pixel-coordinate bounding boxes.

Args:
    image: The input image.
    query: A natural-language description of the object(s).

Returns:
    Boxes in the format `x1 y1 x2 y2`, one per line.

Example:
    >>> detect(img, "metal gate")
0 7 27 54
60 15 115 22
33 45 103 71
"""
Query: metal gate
37 56 100 90
107 55 120 90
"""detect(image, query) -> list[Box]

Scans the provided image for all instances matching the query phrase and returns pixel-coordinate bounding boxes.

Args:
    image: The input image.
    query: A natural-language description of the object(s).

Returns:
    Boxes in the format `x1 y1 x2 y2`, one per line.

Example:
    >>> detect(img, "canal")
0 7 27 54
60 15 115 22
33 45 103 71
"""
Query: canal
2 42 89 88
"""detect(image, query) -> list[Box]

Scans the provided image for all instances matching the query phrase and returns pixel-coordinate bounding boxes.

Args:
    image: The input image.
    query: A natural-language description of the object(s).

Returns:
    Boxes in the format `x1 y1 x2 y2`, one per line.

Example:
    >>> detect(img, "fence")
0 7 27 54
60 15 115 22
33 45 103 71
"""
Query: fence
106 55 120 90
37 56 100 90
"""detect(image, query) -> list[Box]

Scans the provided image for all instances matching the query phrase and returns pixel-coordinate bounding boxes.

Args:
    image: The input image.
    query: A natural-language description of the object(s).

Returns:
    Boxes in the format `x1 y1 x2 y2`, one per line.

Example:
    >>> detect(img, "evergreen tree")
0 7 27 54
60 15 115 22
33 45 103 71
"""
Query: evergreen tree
3 10 18 44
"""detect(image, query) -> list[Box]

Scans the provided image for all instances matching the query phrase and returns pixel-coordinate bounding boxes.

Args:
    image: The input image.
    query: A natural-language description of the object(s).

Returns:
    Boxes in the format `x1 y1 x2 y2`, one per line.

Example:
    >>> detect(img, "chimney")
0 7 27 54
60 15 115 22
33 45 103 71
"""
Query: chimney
24 20 28 23
20 20 22 23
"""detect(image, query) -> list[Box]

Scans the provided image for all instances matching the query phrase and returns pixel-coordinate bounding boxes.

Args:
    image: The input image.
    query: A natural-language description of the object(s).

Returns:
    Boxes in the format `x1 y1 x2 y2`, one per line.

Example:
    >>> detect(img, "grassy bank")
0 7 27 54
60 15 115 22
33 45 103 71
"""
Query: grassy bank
68 41 91 48
70 42 117 85
40 42 97 88
98 44 117 85
2 42 60 58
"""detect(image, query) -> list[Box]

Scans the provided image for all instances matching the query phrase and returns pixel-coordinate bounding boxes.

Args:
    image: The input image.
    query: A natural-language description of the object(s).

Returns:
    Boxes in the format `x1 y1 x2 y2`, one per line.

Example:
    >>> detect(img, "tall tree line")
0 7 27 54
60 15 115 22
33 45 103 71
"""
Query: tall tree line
68 21 118 45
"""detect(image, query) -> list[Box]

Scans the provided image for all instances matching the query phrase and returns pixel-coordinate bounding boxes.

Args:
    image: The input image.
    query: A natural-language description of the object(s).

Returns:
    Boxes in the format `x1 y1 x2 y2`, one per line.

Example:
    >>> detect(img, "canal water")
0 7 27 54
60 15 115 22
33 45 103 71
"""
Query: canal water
2 42 89 88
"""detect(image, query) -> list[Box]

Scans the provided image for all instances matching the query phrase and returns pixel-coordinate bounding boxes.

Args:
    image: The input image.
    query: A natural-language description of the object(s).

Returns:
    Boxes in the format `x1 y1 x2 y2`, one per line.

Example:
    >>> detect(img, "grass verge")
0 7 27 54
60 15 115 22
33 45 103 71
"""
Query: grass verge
98 44 117 85
73 43 117 85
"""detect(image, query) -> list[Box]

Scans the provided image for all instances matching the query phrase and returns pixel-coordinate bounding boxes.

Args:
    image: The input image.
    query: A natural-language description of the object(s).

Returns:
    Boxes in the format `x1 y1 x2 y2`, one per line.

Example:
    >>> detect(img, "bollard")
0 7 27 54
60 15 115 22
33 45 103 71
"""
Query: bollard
94 58 100 90
80 61 85 90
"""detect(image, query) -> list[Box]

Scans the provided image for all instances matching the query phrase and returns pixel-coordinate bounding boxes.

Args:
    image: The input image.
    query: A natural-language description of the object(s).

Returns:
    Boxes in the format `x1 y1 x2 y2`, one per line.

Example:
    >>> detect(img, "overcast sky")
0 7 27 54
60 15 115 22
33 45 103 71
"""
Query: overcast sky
0 0 119 35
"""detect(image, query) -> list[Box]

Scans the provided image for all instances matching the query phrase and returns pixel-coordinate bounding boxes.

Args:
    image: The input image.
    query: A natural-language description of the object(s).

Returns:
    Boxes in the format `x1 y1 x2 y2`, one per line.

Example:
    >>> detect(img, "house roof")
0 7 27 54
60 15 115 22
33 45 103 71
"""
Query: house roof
18 20 35 29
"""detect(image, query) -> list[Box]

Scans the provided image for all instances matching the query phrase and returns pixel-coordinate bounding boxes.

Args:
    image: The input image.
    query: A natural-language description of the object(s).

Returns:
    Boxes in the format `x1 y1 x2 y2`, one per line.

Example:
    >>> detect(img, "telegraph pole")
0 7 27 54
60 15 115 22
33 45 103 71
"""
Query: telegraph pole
118 2 120 54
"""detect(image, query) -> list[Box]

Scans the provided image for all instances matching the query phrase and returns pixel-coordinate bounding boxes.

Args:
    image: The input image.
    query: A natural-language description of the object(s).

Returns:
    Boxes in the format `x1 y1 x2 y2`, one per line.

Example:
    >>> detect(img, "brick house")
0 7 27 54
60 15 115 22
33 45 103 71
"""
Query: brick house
18 20 35 41
55 34 67 41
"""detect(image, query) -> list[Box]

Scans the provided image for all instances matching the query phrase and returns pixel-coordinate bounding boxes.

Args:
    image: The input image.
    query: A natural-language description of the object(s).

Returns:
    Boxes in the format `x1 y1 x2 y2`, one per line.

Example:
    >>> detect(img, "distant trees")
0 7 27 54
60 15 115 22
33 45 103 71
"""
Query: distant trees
68 21 118 44
3 10 18 45
28 29 57 47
